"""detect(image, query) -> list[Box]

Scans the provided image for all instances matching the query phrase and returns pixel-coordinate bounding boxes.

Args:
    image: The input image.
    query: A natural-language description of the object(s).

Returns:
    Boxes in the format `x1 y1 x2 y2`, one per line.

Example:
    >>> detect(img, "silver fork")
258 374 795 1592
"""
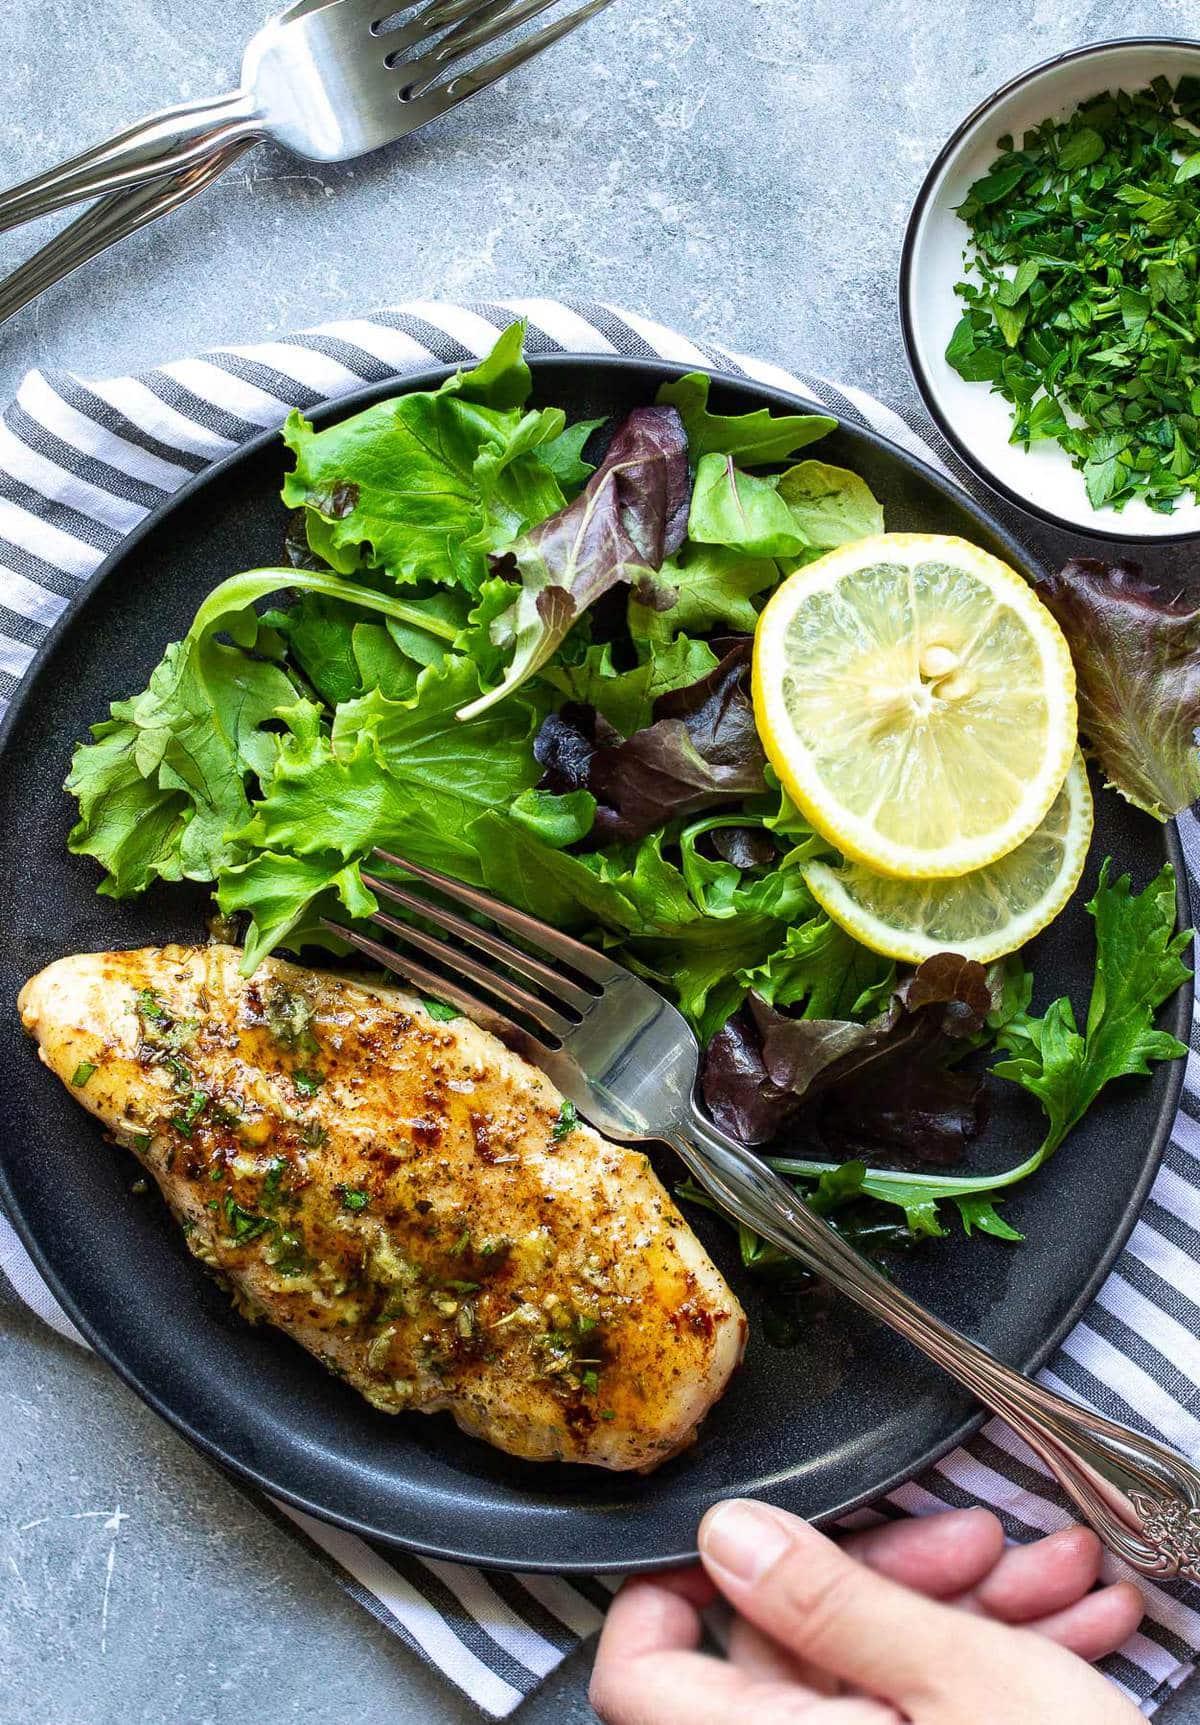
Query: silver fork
0 0 612 234
327 847 1200 1579
0 144 256 329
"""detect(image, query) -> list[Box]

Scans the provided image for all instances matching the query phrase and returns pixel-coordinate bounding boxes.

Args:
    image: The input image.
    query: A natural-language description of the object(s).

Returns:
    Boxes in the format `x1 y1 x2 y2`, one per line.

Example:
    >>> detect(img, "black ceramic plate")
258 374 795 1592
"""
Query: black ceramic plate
0 357 1189 1572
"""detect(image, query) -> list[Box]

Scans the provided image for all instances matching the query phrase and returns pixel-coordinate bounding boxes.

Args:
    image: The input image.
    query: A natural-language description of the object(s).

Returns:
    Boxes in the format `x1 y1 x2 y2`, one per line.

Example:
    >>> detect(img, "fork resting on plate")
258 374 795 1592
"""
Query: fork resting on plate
328 847 1200 1582
0 0 612 325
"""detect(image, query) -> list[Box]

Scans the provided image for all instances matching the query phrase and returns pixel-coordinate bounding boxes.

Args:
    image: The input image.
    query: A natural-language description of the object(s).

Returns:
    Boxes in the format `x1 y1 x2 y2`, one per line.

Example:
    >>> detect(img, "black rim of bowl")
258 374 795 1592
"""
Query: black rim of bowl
0 352 1190 1569
899 35 1200 544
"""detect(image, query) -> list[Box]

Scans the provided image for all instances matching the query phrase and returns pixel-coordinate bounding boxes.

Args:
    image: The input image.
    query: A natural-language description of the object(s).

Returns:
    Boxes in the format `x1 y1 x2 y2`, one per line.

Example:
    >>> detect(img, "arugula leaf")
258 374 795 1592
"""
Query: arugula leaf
774 459 885 549
688 455 810 557
628 542 779 649
655 371 835 463
1037 558 1200 819
456 406 690 719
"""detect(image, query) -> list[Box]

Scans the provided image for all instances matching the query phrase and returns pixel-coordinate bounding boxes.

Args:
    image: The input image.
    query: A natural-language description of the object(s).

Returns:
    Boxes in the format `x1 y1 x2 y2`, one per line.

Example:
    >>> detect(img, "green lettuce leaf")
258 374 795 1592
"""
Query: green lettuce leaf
281 324 566 592
67 573 305 895
261 593 370 706
655 371 835 463
471 810 816 1038
236 653 545 886
540 417 604 489
507 787 597 848
686 450 885 563
66 568 479 901
456 405 689 719
539 635 718 736
737 918 895 1017
216 851 379 971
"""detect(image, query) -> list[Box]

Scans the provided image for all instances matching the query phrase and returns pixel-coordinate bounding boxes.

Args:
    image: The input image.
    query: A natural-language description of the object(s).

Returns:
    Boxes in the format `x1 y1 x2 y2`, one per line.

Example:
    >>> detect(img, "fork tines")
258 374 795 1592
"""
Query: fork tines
389 0 614 113
322 847 613 1050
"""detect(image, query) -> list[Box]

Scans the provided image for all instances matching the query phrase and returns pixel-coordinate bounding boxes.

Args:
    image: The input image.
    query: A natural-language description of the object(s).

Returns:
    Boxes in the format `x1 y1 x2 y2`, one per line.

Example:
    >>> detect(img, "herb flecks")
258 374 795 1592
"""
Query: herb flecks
947 76 1200 513
261 1156 289 1208
170 1089 210 1138
551 1100 578 1143
134 989 199 1054
264 983 319 1055
71 1060 97 1087
223 1195 272 1244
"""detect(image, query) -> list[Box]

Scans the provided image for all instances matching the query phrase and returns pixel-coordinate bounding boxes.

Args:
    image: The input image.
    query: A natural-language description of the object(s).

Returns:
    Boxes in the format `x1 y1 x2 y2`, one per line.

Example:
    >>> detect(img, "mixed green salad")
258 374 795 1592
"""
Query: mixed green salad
66 323 1195 1286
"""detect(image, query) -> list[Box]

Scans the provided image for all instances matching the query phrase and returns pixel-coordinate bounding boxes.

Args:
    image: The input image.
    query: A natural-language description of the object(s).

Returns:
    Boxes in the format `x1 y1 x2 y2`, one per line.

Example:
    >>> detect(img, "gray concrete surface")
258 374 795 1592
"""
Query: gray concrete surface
4 0 1200 1720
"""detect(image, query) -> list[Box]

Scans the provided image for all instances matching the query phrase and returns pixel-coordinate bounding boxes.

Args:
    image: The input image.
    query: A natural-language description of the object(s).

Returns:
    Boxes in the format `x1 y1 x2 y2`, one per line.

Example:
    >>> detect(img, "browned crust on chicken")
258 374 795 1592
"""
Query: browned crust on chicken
19 945 746 1470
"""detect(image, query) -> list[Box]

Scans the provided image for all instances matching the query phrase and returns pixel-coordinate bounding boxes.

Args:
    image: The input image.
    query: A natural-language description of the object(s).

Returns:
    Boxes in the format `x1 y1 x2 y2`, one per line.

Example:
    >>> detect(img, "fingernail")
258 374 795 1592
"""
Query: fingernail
700 1499 793 1584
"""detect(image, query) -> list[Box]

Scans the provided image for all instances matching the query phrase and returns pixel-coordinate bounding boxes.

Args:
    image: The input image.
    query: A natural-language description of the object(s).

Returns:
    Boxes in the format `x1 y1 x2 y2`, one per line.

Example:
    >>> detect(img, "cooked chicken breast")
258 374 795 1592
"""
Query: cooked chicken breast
20 945 745 1470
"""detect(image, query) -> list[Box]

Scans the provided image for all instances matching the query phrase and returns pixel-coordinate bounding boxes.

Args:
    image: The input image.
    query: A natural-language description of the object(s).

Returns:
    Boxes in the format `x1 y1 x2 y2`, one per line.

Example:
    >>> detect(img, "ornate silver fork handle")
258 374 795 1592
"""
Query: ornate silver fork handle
671 1101 1200 1581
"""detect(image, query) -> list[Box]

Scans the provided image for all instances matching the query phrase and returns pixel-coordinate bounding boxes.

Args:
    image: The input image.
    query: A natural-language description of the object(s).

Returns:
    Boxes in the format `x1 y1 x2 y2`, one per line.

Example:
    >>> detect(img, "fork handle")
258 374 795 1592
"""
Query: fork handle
0 90 262 235
671 1104 1200 1580
0 141 254 328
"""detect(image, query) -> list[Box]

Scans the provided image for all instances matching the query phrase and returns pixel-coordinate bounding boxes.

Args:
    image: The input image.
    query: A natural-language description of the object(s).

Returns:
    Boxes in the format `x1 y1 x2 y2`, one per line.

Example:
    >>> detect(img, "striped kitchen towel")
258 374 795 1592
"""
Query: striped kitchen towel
1 297 1199 1719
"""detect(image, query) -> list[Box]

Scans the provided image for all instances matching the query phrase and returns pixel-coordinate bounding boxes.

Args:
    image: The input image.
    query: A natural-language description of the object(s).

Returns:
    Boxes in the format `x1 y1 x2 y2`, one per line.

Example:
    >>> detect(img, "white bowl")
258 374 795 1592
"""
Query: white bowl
901 37 1200 542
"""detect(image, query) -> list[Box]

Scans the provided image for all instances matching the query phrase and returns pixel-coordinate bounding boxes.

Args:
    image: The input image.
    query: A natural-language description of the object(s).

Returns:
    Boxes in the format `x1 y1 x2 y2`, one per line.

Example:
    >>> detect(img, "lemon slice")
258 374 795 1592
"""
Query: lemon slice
752 532 1077 878
802 752 1093 963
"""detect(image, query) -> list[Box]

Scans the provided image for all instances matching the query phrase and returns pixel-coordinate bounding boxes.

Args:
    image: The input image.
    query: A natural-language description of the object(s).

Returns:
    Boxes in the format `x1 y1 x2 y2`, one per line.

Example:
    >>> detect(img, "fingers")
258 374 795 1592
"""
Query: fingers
971 1526 1103 1623
842 1508 1005 1598
590 1646 766 1725
845 1514 1142 1661
591 1573 830 1725
1028 1583 1146 1662
590 1575 741 1725
593 1652 900 1725
698 1498 971 1700
596 1570 715 1665
727 1615 837 1694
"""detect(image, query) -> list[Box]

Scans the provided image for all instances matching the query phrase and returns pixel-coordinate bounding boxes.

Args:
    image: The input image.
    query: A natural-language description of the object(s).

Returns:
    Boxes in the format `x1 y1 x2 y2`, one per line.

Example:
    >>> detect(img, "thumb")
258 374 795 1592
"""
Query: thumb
698 1498 993 1706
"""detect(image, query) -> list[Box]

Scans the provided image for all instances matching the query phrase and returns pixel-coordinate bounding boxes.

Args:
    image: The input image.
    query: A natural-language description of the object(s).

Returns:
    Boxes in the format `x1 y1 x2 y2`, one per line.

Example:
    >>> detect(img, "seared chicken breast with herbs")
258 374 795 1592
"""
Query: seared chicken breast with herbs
20 945 745 1470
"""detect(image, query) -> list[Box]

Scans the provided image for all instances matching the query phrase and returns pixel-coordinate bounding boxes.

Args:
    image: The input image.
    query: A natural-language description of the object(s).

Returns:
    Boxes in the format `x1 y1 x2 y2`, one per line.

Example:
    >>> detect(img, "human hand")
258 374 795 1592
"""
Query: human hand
590 1501 1145 1723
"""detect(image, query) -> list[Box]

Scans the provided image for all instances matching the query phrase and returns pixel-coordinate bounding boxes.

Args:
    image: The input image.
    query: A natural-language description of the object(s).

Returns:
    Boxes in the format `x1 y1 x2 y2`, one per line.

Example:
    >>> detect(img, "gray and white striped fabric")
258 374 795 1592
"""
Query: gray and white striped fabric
2 296 1199 1718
